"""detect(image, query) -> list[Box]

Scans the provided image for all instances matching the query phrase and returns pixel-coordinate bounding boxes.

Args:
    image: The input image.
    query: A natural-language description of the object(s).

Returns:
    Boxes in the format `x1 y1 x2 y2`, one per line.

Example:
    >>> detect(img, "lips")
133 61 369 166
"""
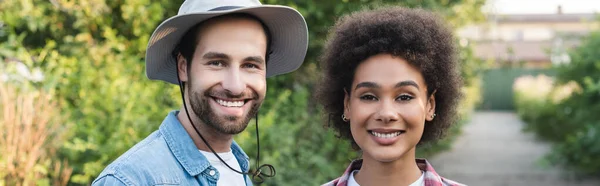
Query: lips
206 90 256 107
370 131 403 138
368 129 406 145
214 98 245 107
209 96 253 117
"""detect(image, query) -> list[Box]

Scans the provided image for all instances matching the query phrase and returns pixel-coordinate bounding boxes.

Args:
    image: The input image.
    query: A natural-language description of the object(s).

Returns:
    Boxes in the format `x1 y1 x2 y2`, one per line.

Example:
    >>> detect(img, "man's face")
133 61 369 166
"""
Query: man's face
179 16 268 135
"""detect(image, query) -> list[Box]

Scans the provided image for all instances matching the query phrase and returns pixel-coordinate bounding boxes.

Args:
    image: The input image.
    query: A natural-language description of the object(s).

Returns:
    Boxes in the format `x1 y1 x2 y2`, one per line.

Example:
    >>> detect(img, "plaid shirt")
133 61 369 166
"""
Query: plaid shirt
323 159 465 186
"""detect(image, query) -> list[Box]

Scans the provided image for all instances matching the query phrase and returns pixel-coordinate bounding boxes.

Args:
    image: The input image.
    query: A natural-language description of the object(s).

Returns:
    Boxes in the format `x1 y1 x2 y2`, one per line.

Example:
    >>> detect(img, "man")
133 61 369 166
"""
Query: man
92 0 308 185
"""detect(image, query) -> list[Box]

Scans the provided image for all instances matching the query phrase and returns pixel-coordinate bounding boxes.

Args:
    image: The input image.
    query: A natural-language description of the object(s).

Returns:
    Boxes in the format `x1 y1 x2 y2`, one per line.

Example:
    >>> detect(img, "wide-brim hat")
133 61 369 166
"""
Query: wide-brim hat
145 0 308 84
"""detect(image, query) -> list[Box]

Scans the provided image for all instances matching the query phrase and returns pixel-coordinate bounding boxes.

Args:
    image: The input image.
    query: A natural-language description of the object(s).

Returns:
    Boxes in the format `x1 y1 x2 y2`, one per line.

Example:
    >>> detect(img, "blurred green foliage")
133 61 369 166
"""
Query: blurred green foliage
514 29 600 176
0 0 181 183
549 30 600 176
0 0 486 185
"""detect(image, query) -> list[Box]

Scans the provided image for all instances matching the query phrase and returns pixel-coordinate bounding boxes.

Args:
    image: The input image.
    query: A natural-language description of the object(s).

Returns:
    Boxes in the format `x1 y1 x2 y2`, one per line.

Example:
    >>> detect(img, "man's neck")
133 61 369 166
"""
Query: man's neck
355 148 422 186
177 107 233 153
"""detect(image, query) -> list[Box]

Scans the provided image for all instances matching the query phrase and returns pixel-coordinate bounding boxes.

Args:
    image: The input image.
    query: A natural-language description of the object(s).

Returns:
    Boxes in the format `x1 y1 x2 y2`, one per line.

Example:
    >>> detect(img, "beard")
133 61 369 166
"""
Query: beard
187 84 262 135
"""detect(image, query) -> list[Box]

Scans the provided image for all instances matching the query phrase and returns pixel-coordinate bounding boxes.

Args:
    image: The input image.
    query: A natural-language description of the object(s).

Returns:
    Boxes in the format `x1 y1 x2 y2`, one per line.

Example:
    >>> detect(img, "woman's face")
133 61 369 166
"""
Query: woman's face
344 54 435 163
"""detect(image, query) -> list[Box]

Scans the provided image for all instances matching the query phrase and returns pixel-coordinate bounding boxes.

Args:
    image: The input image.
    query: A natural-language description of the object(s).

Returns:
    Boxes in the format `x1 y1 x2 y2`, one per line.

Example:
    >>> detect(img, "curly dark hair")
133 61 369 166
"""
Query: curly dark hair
315 7 462 150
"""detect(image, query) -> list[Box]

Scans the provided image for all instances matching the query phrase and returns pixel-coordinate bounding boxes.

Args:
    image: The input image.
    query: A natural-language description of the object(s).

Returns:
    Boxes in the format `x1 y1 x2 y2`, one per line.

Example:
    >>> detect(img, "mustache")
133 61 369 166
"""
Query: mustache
204 89 258 100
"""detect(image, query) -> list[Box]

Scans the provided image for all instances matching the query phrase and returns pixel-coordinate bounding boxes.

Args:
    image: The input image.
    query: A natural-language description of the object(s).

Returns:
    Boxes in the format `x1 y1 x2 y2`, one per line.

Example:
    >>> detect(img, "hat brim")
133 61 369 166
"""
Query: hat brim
145 5 309 84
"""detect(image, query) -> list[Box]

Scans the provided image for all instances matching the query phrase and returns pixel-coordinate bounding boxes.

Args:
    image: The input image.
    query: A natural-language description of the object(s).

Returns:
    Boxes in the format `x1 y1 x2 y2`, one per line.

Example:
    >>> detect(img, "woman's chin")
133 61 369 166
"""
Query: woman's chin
365 150 405 163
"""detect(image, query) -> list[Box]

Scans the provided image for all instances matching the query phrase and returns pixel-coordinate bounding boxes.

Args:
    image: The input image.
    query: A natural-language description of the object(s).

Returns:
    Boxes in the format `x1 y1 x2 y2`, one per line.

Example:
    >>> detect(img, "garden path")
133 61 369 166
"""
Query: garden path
428 111 600 186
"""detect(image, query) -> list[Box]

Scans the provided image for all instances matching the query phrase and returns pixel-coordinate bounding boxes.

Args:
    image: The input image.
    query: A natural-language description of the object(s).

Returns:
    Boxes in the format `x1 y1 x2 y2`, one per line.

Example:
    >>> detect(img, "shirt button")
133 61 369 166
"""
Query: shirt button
209 170 215 176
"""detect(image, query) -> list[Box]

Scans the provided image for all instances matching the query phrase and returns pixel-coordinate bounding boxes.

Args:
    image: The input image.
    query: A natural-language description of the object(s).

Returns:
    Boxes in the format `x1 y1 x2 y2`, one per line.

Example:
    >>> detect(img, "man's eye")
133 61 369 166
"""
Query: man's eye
359 95 378 101
207 61 224 66
242 63 259 69
396 95 413 101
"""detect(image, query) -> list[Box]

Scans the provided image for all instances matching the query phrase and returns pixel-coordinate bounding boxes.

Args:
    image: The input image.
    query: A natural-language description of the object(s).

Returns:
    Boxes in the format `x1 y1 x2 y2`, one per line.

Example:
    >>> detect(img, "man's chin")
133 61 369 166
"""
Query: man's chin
214 125 249 135
210 116 251 134
204 100 260 134
216 111 251 122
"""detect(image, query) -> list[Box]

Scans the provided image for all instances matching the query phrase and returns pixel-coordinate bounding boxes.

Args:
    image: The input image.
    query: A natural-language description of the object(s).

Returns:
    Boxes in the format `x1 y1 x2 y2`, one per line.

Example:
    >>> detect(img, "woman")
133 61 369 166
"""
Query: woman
316 7 464 186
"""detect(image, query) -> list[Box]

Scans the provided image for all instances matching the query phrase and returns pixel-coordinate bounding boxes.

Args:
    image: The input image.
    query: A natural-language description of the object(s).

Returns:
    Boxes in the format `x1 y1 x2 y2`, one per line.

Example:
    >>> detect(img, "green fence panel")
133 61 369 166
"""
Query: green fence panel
479 68 555 110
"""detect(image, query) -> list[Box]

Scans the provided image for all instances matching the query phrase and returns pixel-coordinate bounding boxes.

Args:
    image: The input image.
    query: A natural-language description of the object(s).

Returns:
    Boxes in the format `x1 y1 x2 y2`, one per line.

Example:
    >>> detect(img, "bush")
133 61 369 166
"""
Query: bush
0 63 72 186
514 29 600 176
549 30 600 176
512 75 580 142
0 0 181 183
549 122 600 176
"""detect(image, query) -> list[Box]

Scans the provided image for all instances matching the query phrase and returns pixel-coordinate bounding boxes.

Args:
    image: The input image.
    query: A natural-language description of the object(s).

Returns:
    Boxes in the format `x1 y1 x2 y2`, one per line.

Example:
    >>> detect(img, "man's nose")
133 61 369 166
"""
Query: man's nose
222 68 245 95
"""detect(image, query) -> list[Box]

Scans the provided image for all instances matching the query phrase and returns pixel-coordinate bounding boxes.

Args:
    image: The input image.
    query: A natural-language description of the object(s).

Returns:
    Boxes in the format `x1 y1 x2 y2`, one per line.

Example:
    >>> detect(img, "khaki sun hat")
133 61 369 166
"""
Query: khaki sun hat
145 0 309 84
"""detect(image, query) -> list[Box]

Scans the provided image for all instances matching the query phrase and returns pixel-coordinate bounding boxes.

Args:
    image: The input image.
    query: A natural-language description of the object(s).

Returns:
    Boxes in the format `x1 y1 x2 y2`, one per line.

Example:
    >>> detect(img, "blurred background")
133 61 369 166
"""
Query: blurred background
0 0 598 185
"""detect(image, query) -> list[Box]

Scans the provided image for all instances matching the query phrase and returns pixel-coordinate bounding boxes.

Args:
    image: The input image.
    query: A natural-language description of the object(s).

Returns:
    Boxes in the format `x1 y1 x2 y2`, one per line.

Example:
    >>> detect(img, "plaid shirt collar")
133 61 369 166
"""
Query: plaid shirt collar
323 158 464 186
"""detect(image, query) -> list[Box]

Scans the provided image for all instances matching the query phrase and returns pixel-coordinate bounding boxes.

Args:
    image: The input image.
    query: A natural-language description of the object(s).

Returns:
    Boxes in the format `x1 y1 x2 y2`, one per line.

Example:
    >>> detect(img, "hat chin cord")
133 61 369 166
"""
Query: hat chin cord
175 69 275 184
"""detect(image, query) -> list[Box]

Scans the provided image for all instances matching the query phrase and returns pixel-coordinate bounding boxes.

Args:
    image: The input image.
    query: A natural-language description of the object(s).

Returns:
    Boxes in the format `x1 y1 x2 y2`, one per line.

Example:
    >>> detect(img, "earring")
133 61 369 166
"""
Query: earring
342 114 349 122
431 113 437 119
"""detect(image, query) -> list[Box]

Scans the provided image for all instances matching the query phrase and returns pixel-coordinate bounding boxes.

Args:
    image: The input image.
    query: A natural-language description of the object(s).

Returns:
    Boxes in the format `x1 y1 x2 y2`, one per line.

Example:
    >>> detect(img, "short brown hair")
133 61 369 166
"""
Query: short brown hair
173 13 272 68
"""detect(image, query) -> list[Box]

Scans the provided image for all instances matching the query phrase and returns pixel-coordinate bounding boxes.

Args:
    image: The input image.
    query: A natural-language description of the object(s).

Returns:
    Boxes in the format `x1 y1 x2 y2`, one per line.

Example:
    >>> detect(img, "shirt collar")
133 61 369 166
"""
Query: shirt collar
231 140 250 171
159 110 250 176
329 158 445 186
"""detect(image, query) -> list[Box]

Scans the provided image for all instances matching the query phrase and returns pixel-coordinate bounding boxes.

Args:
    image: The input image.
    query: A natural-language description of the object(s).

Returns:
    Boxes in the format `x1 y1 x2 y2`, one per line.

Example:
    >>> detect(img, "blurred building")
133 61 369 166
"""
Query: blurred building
458 6 599 68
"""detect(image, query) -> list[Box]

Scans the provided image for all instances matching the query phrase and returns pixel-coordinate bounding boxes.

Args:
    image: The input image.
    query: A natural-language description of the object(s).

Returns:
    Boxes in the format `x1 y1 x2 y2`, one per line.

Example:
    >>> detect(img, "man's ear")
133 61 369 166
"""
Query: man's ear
177 53 188 82
426 90 437 122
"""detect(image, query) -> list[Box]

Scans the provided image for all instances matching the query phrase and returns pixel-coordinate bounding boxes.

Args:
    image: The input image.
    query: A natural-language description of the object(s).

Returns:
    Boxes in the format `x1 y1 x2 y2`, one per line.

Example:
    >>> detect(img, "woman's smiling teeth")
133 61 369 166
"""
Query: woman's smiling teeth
216 99 244 107
370 131 402 138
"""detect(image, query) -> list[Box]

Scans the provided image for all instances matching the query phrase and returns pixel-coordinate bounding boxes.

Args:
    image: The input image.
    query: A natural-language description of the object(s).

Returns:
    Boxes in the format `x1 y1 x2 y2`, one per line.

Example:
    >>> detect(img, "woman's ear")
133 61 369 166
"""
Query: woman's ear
343 88 350 121
177 53 188 82
426 90 437 122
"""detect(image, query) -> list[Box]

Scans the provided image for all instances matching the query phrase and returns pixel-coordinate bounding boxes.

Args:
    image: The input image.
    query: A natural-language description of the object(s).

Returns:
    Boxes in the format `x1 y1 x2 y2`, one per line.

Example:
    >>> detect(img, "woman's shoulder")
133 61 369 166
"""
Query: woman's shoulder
417 158 466 186
321 159 363 186
324 158 466 186
321 178 341 186
439 177 466 186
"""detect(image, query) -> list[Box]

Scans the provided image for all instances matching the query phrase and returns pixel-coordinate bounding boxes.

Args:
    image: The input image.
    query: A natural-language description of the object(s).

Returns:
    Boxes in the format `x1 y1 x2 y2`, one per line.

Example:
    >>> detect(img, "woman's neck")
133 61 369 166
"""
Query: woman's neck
355 148 422 186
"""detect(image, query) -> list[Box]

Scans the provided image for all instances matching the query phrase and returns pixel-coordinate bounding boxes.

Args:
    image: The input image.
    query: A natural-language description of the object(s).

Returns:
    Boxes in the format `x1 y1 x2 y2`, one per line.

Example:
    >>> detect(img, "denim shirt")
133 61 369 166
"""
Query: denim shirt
92 111 253 186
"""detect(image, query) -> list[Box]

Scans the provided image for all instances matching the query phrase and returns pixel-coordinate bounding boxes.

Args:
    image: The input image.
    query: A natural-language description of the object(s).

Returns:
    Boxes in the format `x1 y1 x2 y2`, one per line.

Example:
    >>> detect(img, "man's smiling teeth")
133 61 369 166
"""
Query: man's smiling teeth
216 99 244 107
370 131 402 138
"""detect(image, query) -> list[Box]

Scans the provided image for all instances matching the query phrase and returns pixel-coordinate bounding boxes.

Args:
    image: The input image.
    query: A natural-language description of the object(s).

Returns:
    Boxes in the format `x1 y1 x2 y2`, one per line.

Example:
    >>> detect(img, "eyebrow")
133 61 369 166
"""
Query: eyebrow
202 52 264 64
354 80 419 90
203 52 230 60
395 80 419 89
244 56 265 64
355 82 380 90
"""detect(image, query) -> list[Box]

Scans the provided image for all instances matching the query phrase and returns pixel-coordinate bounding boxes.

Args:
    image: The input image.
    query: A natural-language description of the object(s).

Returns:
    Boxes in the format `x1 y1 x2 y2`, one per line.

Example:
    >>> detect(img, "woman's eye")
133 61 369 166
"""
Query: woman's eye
396 95 413 101
359 95 378 101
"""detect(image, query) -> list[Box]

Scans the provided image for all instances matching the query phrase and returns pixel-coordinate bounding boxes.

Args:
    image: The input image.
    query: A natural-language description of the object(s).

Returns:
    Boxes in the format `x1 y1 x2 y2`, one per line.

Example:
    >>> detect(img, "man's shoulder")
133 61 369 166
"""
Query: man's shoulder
93 130 184 185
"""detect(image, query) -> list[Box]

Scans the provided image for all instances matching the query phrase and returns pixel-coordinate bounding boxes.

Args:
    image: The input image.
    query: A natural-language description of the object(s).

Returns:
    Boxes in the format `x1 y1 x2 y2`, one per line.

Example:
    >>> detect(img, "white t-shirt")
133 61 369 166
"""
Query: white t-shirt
347 170 424 186
199 150 246 186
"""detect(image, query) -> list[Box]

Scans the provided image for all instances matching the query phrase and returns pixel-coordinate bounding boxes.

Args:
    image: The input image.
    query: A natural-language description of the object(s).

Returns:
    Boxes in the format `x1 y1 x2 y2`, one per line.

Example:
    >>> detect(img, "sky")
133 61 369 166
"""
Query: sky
484 0 600 14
